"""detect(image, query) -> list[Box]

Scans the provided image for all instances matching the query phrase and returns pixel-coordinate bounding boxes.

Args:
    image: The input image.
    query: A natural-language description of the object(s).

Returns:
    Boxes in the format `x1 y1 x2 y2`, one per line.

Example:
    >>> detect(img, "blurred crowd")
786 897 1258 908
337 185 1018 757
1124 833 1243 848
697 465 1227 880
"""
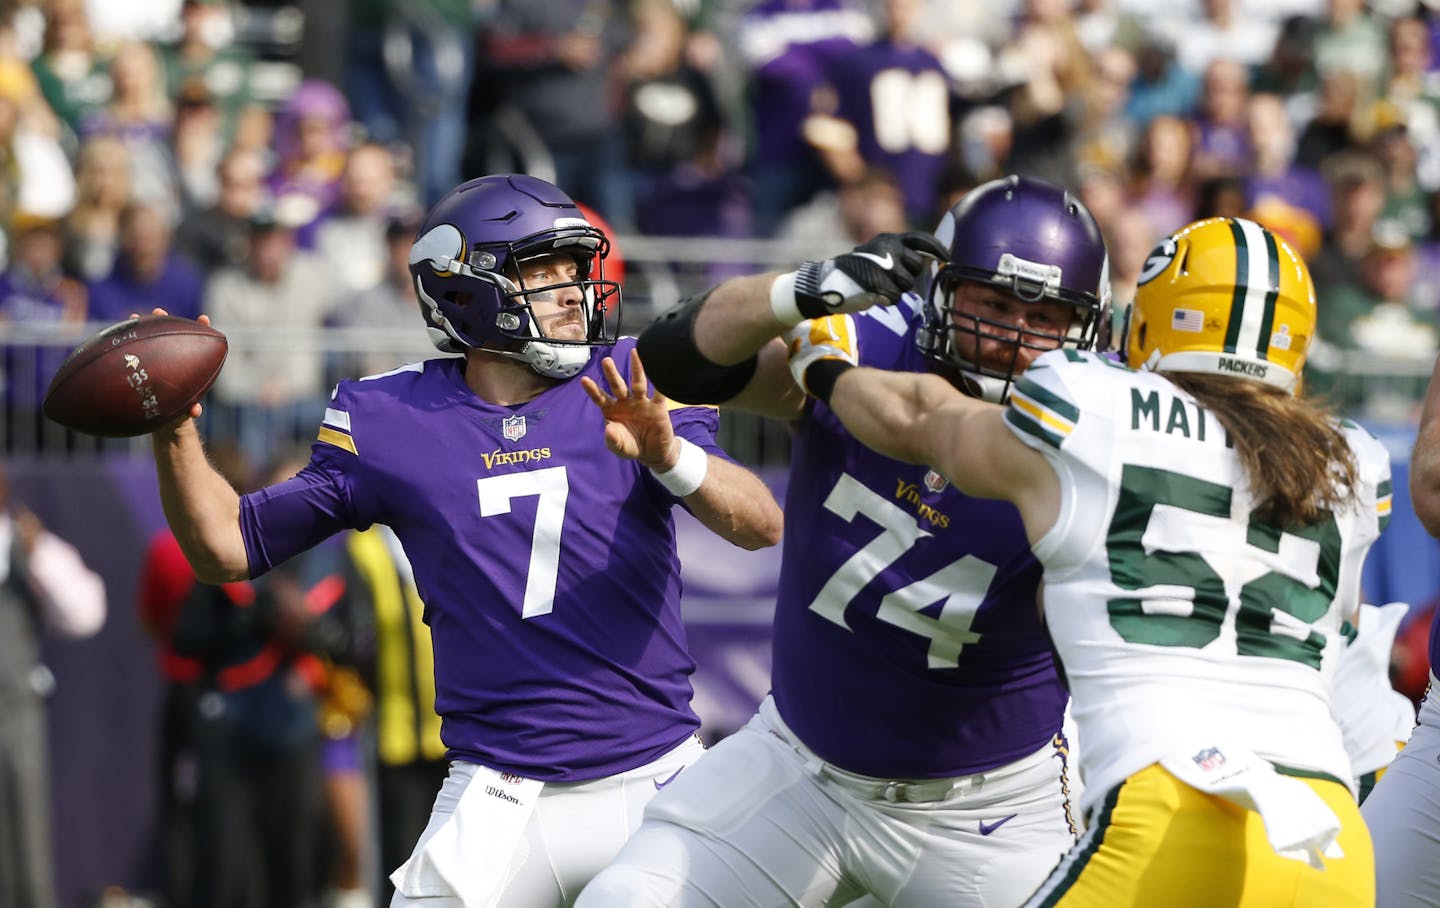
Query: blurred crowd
0 0 1439 444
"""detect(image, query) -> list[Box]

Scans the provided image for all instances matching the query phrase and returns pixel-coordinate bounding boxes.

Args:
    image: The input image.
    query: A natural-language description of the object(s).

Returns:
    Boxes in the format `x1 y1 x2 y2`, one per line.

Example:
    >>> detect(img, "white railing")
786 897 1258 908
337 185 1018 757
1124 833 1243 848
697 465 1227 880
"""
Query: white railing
6 319 1430 463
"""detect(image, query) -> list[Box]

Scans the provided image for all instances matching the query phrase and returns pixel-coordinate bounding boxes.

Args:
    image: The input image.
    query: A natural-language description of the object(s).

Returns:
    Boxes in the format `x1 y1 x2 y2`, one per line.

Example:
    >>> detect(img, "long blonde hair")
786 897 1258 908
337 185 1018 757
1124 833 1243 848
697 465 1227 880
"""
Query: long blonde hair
1167 373 1359 526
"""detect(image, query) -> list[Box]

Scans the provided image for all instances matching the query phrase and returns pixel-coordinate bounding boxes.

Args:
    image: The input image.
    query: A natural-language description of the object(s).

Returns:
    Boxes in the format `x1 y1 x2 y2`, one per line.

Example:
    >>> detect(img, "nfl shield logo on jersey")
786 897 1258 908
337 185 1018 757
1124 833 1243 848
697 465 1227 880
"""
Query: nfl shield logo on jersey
923 470 948 493
502 414 527 442
1192 747 1227 773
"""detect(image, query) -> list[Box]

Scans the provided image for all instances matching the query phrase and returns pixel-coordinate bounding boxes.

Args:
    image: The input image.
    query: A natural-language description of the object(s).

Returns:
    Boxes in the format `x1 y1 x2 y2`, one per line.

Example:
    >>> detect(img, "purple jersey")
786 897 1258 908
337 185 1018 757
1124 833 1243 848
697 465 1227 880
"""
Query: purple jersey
237 339 718 781
771 299 1067 778
819 40 951 224
739 0 872 166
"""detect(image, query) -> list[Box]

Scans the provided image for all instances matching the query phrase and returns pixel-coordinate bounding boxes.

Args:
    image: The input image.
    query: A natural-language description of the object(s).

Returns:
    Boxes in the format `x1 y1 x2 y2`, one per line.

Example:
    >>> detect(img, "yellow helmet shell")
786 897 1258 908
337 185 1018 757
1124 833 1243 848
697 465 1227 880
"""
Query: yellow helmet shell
1125 217 1317 393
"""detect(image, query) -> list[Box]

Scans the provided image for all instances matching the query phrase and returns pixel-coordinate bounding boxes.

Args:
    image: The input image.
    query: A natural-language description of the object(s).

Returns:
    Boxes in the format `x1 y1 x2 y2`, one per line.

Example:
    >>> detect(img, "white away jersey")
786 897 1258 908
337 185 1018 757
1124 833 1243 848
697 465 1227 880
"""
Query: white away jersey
1003 349 1392 815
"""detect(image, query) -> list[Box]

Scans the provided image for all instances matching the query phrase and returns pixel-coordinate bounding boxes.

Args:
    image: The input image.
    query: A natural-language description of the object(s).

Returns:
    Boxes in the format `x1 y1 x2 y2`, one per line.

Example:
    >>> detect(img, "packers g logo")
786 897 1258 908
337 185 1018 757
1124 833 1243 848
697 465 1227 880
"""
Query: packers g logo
1137 238 1177 286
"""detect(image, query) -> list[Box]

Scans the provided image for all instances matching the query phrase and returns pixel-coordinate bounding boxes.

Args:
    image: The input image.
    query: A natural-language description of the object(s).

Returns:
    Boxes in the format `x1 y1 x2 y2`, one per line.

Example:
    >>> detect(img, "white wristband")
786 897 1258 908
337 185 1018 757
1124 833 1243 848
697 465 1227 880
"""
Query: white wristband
650 437 708 497
769 270 805 327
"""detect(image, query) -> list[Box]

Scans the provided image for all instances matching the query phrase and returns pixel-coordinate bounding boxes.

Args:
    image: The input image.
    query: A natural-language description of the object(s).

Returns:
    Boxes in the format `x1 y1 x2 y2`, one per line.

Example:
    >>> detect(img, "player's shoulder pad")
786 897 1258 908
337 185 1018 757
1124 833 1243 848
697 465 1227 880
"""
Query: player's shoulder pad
852 291 922 338
1338 418 1393 523
1007 349 1133 450
318 361 437 457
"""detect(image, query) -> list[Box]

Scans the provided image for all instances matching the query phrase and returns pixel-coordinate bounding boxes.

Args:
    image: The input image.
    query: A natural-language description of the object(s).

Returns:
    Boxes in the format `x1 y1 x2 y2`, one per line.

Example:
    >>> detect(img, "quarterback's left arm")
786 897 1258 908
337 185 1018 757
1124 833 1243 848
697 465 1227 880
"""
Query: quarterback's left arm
583 349 783 551
1412 354 1440 537
818 364 1061 543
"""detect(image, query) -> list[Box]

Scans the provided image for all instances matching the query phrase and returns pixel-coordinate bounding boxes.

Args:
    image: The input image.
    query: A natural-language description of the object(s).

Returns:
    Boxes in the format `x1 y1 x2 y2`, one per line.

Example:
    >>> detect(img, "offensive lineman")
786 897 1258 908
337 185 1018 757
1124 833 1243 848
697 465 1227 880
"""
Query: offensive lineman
581 176 1110 906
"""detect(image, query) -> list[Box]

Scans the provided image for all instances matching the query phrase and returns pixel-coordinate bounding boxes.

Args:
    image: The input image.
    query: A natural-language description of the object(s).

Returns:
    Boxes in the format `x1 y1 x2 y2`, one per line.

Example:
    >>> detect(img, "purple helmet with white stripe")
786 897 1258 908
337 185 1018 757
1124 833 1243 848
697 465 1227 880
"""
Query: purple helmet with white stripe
919 175 1111 401
408 174 621 378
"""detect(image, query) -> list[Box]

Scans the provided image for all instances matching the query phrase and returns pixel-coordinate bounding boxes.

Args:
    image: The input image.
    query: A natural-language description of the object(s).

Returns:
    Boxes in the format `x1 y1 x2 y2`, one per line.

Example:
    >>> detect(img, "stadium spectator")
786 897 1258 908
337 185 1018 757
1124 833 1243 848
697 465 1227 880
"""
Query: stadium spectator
171 81 226 213
268 78 352 245
734 0 872 235
175 145 267 273
30 0 108 135
324 209 436 382
136 442 252 908
0 214 87 448
1073 44 1138 176
1246 91 1332 230
1001 0 1095 186
311 141 401 296
1311 150 1388 296
202 205 337 464
159 0 256 144
343 0 474 208
165 463 350 908
619 0 738 233
61 134 132 282
1189 58 1252 182
475 0 636 229
77 40 179 216
1373 121 1430 241
1251 15 1322 112
1123 28 1200 128
1314 0 1388 97
1161 0 1278 75
805 0 953 226
1296 67 1364 170
0 461 105 908
87 199 205 324
1128 113 1195 238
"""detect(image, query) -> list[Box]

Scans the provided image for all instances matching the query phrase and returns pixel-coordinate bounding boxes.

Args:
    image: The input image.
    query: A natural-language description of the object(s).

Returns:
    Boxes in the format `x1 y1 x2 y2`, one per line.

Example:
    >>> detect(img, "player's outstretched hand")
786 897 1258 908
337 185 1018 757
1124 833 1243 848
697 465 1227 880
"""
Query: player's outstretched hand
780 231 949 324
580 348 681 470
787 314 859 397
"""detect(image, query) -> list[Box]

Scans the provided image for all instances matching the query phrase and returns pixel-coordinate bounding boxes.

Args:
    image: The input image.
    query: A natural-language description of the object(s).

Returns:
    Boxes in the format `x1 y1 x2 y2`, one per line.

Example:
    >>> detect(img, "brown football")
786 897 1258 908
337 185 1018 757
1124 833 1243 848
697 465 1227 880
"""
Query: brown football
42 315 228 437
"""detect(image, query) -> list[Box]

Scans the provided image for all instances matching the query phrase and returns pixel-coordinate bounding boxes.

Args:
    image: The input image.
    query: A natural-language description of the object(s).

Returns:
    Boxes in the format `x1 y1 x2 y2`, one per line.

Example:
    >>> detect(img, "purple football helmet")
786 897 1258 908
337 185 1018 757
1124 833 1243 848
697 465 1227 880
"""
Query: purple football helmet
408 174 621 379
919 175 1111 401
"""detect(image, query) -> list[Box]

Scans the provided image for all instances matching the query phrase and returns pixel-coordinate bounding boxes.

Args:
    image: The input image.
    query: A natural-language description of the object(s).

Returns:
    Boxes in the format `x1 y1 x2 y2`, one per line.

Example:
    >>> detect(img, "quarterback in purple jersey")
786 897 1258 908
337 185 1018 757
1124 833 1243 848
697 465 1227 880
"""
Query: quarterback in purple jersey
579 176 1111 906
1364 352 1440 907
143 174 782 908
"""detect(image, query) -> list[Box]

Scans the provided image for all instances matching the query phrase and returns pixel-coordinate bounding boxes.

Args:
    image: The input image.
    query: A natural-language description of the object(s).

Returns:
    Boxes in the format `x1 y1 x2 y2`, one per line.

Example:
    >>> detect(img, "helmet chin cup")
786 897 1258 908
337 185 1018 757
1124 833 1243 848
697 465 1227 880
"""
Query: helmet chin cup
517 341 591 379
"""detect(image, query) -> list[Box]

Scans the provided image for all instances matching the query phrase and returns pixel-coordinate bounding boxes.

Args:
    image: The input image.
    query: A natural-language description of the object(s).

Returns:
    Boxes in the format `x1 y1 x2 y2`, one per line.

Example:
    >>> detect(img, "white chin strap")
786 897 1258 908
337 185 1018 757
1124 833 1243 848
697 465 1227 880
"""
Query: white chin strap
507 340 592 379
960 369 1011 403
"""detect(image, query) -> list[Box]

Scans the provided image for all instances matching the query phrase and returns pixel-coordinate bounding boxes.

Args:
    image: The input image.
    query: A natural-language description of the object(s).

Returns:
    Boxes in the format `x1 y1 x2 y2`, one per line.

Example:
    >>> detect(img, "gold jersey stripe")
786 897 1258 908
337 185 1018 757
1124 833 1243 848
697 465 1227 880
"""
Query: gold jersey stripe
317 425 358 455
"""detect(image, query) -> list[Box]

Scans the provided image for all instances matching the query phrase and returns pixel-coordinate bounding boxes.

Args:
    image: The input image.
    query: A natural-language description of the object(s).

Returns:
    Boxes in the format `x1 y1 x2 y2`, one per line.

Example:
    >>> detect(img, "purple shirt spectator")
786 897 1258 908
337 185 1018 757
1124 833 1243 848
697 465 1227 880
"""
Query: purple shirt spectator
87 252 205 324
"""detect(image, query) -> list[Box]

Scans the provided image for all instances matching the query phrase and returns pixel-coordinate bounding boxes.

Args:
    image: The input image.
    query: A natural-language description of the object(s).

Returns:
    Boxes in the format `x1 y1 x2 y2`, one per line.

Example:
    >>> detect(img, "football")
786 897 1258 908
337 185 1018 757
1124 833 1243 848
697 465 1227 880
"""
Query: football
42 315 228 437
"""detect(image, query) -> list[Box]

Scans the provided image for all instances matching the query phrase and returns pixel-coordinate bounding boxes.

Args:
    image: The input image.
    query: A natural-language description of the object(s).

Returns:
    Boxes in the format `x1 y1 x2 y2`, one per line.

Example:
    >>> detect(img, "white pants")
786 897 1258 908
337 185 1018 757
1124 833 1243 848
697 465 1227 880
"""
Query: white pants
577 696 1078 908
1363 671 1440 908
390 734 706 908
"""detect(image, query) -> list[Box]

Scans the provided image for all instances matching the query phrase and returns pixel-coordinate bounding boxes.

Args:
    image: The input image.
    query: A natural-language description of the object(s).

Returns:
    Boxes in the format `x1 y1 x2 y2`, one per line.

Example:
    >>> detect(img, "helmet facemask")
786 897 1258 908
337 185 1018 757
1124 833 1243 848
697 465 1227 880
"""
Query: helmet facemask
919 259 1106 402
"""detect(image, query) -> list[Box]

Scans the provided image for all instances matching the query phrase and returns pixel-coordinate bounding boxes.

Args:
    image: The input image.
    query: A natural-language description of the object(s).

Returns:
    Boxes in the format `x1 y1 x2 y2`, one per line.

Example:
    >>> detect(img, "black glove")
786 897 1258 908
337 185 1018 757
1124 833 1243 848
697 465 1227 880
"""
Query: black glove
776 232 950 324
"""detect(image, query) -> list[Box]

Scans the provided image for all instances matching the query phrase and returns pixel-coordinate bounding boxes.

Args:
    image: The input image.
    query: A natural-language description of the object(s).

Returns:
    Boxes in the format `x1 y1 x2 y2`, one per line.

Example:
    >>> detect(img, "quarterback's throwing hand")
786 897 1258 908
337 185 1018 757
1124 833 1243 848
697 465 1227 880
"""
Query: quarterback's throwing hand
772 232 949 326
